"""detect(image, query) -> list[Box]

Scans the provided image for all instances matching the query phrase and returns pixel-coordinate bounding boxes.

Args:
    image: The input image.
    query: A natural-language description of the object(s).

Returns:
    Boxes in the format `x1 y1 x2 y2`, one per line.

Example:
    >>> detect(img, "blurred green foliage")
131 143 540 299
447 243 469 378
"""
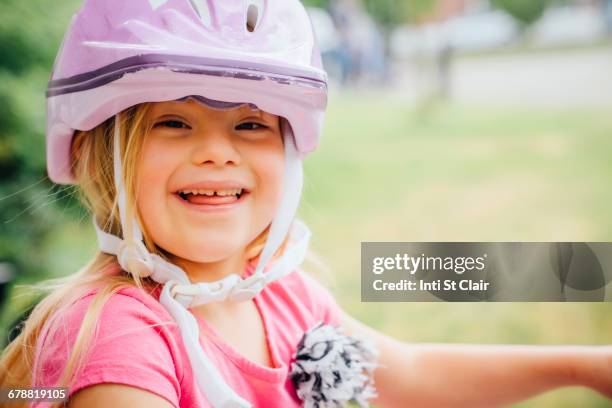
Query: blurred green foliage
0 0 82 286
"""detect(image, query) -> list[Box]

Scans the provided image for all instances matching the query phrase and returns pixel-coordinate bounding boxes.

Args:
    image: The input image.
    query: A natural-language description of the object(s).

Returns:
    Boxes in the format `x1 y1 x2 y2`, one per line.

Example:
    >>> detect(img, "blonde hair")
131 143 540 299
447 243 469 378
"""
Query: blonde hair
0 102 290 405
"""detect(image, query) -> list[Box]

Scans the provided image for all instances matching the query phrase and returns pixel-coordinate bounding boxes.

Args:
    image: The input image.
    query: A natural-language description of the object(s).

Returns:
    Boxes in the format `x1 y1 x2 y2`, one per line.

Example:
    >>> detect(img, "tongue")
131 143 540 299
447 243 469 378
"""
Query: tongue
186 193 239 205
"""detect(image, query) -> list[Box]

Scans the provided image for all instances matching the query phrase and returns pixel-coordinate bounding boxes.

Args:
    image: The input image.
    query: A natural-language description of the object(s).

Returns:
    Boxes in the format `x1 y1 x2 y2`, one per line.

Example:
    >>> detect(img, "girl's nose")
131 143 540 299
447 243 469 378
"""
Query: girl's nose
190 128 241 167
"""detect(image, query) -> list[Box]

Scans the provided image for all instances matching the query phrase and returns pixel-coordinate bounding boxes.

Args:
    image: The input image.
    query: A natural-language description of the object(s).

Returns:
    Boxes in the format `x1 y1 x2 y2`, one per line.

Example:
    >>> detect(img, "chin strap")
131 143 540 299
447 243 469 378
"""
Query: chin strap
93 114 308 407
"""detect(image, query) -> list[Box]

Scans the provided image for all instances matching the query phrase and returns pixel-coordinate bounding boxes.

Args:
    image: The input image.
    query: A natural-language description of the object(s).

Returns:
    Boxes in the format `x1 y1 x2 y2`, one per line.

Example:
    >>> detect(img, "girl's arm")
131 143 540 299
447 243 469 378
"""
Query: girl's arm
68 384 175 408
340 311 612 408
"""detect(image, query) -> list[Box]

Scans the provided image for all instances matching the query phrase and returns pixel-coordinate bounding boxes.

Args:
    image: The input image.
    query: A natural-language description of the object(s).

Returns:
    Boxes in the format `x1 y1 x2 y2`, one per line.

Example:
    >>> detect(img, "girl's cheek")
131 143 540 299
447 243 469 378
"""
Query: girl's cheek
137 141 181 211
254 147 285 203
137 144 177 244
141 140 179 182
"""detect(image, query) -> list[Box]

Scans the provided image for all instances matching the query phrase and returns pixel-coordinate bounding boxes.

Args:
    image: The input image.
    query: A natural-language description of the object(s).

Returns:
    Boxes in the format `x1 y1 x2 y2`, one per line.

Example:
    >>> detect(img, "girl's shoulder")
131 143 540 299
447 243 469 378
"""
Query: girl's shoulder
33 271 184 407
57 280 174 337
78 279 169 320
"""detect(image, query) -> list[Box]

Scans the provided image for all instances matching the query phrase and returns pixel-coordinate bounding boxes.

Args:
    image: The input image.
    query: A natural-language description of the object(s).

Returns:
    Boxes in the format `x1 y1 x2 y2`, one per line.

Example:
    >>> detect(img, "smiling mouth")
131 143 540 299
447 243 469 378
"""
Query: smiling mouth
175 188 249 205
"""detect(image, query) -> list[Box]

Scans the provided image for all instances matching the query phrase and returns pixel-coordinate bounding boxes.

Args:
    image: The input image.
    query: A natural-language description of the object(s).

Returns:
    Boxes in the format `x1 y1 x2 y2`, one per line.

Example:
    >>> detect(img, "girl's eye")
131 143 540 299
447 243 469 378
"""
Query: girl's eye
154 120 190 129
236 122 267 131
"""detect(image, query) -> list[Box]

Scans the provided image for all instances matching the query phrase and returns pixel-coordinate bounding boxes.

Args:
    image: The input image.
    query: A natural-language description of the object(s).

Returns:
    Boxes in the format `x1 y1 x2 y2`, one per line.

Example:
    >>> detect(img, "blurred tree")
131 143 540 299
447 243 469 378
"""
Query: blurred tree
302 0 438 27
302 0 330 8
490 0 553 27
362 0 438 26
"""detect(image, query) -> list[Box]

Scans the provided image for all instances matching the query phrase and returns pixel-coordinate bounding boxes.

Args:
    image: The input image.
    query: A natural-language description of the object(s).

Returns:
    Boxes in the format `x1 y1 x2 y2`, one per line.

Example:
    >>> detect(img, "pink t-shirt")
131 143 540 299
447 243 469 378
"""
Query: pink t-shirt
31 262 344 407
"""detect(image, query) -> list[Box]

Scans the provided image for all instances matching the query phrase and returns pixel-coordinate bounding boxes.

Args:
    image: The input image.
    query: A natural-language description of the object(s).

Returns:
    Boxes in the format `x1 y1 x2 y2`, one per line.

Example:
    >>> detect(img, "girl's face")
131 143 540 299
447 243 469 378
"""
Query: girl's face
136 98 285 267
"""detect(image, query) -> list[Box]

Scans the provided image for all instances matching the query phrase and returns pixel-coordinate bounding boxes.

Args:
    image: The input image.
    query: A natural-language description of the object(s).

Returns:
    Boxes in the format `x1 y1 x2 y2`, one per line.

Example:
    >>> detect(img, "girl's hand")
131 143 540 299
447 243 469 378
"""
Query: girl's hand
578 345 612 398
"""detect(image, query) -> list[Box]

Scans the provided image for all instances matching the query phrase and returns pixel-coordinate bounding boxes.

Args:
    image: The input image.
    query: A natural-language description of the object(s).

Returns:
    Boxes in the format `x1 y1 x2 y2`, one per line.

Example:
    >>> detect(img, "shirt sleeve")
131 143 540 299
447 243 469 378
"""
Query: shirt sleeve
295 269 345 328
33 287 182 408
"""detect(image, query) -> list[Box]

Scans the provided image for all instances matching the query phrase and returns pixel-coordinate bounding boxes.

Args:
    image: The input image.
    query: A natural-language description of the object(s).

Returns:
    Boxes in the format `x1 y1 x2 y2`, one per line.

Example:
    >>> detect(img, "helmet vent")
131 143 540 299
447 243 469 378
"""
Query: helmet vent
246 2 261 33
188 0 212 27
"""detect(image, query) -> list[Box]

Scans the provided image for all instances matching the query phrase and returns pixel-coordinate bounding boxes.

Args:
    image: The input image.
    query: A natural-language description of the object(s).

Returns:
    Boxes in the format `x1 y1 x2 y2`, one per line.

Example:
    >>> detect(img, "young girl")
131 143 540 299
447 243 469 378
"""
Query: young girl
1 0 611 407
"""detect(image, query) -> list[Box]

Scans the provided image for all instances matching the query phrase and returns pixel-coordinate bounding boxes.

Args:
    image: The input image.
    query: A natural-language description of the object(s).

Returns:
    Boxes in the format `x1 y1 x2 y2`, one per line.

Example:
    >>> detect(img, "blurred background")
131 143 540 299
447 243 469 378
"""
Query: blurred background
1 0 611 406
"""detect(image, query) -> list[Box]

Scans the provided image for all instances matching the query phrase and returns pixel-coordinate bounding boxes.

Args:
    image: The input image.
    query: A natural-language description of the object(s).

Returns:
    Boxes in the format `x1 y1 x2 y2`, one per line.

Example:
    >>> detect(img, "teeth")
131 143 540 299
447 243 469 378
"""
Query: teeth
215 189 235 196
179 188 243 196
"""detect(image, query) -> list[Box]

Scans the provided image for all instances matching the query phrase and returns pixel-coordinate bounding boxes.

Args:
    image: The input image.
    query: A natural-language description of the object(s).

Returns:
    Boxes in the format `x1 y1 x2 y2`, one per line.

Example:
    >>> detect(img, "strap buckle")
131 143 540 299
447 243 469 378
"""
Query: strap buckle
228 273 266 302
172 274 242 307
168 272 267 307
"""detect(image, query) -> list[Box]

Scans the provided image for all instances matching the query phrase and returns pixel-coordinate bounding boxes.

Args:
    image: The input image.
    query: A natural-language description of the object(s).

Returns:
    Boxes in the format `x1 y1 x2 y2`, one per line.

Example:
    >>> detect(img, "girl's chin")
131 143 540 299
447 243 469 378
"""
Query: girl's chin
168 220 248 239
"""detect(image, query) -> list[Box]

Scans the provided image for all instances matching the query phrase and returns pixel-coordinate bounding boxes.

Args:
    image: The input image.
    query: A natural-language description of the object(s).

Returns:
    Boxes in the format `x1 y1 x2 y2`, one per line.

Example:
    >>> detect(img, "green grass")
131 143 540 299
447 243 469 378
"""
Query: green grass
3 92 612 406
300 92 612 407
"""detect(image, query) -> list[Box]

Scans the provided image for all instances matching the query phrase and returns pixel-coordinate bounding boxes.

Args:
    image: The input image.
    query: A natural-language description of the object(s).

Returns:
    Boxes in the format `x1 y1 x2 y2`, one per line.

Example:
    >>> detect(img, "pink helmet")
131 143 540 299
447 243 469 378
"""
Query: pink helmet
46 0 327 184
46 1 331 407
